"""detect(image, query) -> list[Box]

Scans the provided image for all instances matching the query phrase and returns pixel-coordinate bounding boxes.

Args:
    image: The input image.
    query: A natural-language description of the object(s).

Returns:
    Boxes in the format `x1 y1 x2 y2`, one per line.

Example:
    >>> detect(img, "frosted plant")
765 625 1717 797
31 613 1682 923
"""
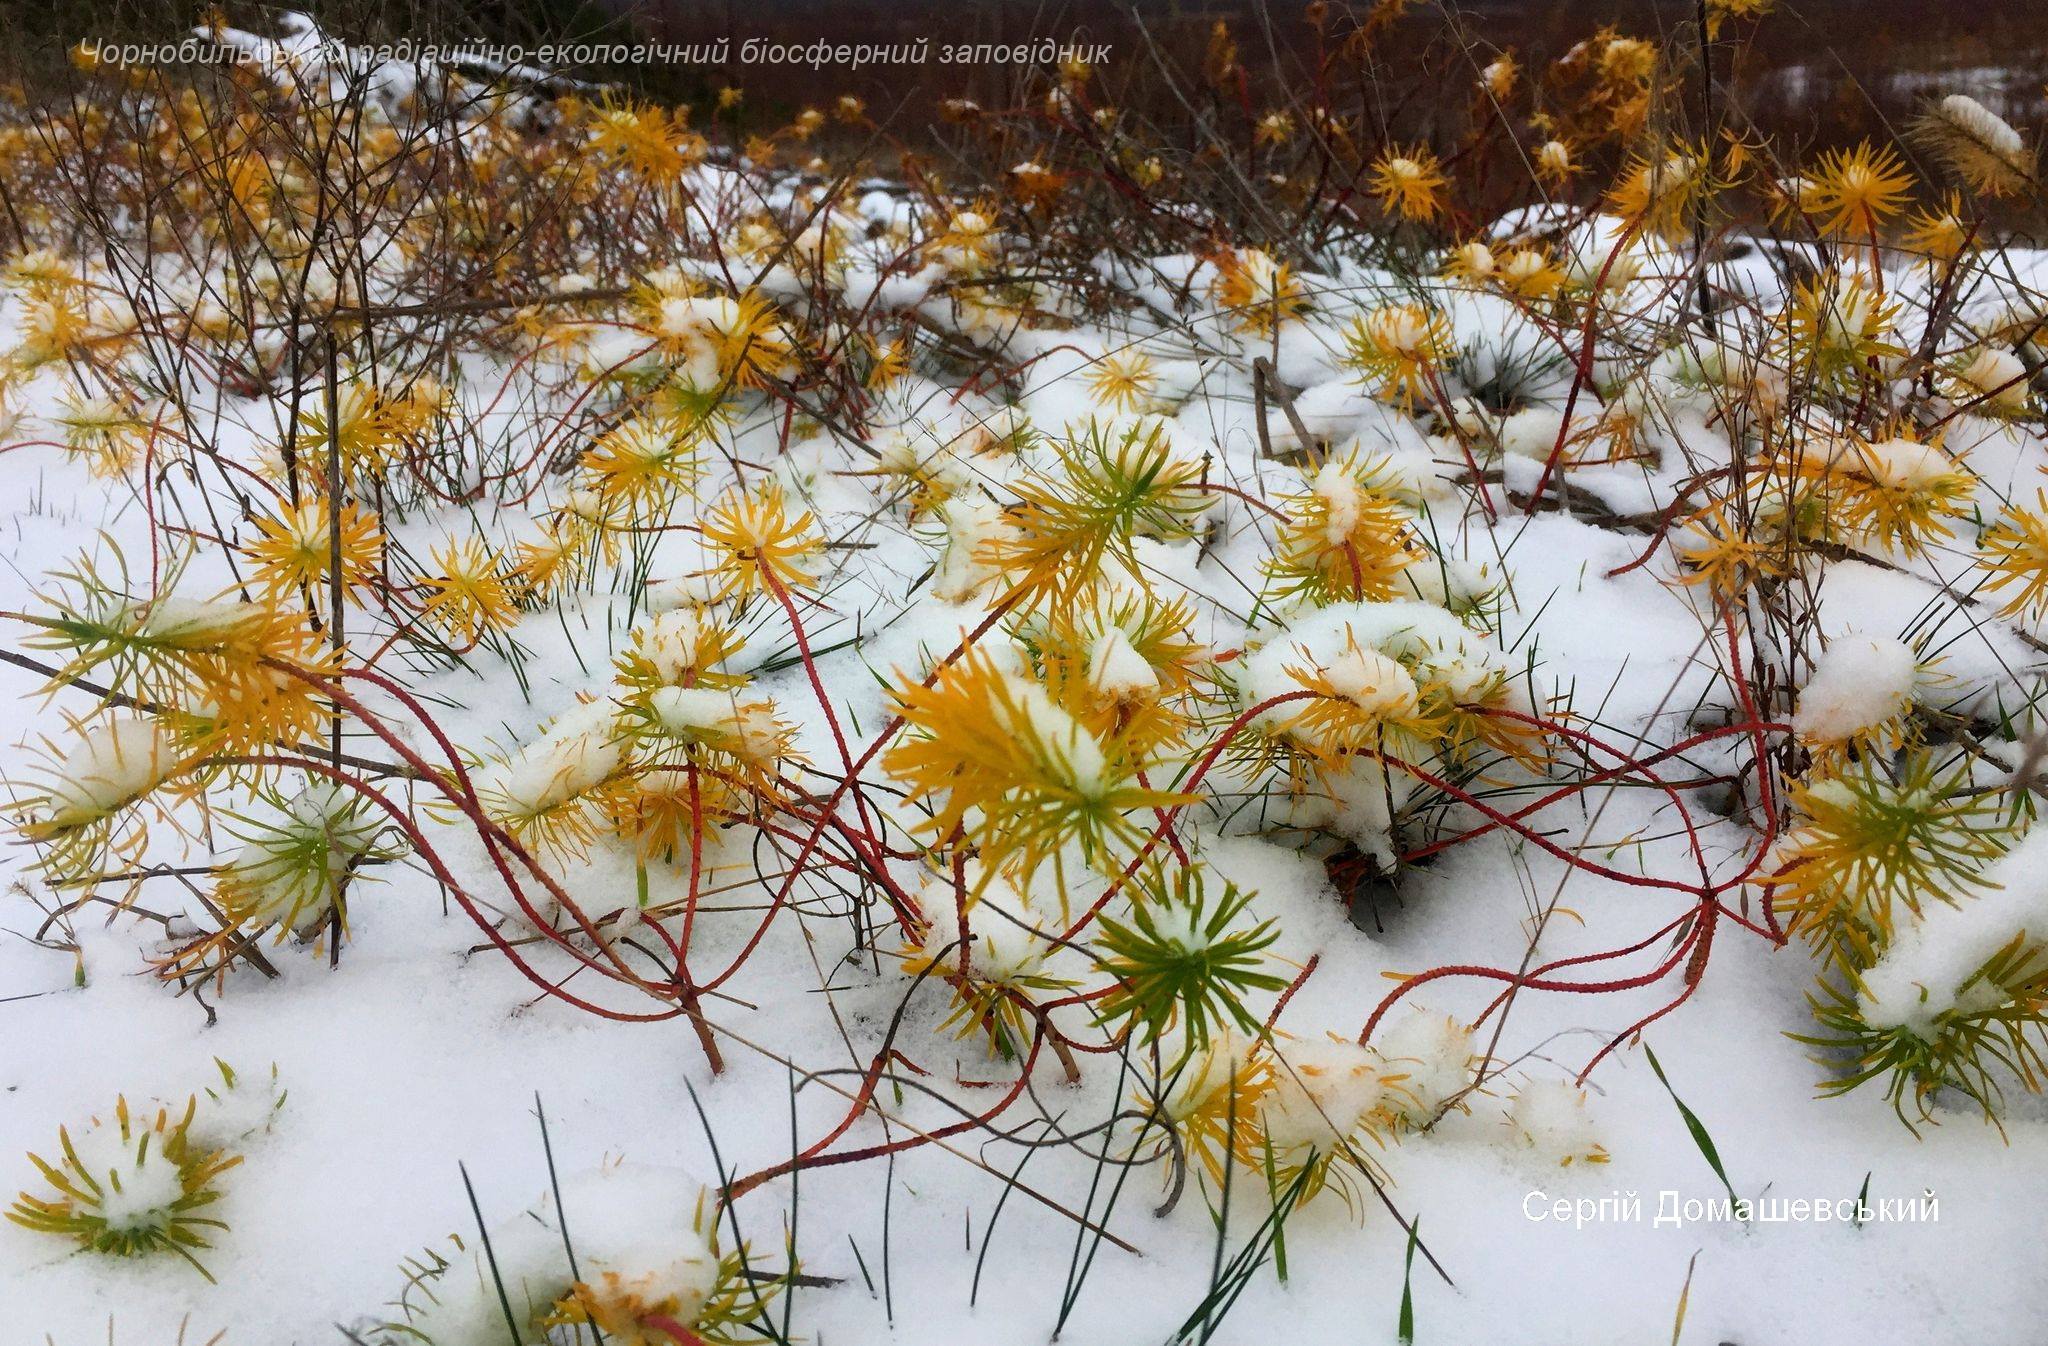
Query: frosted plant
1783 270 1904 389
7 1096 238 1278
987 417 1215 608
1764 753 2008 967
1912 94 2036 197
1139 1030 1274 1189
216 780 402 939
471 700 629 861
1503 1079 1608 1167
1944 346 2032 415
1368 145 1448 222
1227 599 1545 868
1807 825 2048 1126
1372 1010 1480 1130
1789 635 1938 766
1343 304 1453 406
1258 1037 1394 1204
1095 864 1287 1052
13 717 180 881
1979 491 2048 617
371 1165 780 1346
885 645 1180 884
1207 246 1306 334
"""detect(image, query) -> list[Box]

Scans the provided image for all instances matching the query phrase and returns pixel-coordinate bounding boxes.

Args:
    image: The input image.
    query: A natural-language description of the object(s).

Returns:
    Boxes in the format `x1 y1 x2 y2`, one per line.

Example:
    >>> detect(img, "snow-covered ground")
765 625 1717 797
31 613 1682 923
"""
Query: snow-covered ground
4 30 2048 1346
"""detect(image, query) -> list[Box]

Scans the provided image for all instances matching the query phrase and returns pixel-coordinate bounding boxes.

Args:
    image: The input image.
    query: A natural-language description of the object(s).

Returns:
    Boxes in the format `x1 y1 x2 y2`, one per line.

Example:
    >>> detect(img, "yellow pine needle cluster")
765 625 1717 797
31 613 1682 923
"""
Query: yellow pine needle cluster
1673 504 1787 602
1142 1033 1394 1208
585 97 706 184
13 716 183 884
1208 247 1307 334
926 203 999 275
244 498 383 598
28 566 339 761
1497 246 1567 300
291 377 438 485
511 513 599 604
1778 433 1975 558
1343 303 1453 405
211 781 394 940
1266 454 1428 605
986 420 1213 608
698 482 824 600
895 863 1075 1051
614 693 800 865
1764 758 2005 971
1534 138 1578 184
1979 491 2048 617
1606 143 1711 241
1368 144 1449 222
418 536 520 647
1026 587 1208 756
580 413 701 517
704 290 792 393
1903 194 1973 265
51 392 149 478
1783 269 1904 386
469 610 798 866
1801 141 1913 238
1086 348 1168 414
884 646 1184 883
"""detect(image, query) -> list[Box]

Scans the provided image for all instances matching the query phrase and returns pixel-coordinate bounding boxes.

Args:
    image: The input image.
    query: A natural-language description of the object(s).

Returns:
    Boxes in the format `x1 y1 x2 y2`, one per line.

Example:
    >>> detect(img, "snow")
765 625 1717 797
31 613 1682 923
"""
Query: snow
37 720 178 827
1263 1038 1388 1160
1371 1011 1477 1128
1860 828 2048 1035
903 862 1062 985
378 1164 723 1344
474 700 624 825
1320 643 1422 720
1504 1079 1607 1168
62 1122 187 1236
1087 627 1159 702
1949 346 2030 413
7 23 2048 1345
1936 93 2026 159
1791 635 1924 747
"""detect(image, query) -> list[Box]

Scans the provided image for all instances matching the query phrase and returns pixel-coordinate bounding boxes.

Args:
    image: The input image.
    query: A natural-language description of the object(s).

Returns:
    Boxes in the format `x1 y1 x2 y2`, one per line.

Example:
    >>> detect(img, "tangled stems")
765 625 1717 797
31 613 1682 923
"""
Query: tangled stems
1358 610 1794 1075
9 542 1799 1195
713 628 1797 1196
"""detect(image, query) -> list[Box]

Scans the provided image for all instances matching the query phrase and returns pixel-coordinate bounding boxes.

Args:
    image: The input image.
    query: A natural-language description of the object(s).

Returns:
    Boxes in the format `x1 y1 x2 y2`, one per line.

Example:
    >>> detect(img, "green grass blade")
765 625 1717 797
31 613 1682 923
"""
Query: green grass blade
1643 1042 1739 1209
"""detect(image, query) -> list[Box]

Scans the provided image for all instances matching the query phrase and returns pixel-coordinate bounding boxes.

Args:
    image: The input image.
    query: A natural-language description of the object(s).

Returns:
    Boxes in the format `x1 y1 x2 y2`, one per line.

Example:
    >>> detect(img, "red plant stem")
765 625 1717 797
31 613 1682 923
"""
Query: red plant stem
1574 909 1717 1083
1263 952 1321 1035
726 1022 1048 1200
700 592 1028 991
1360 932 1698 1047
1404 707 1791 883
1355 605 1791 1062
284 664 687 1012
330 667 650 978
758 566 888 851
230 753 682 1023
1525 216 1644 515
644 1316 709 1346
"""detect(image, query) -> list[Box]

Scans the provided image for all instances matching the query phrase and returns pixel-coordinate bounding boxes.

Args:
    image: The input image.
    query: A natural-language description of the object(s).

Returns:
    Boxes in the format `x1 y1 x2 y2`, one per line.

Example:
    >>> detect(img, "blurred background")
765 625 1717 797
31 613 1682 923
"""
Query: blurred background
0 0 2039 151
